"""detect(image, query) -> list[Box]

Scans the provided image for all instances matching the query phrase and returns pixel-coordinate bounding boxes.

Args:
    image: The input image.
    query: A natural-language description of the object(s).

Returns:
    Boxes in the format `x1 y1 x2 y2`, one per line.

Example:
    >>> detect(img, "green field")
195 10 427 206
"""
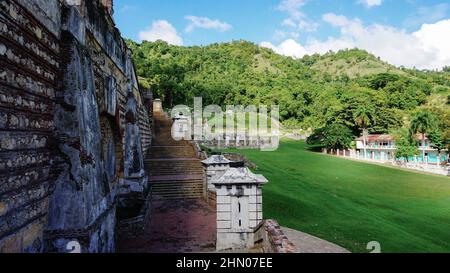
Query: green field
221 139 450 253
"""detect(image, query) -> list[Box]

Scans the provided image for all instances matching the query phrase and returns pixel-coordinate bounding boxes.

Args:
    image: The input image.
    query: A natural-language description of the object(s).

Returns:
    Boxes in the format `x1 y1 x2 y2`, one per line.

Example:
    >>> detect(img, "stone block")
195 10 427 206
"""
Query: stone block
216 204 231 212
216 231 255 251
216 195 231 204
243 185 257 195
249 212 263 221
217 212 231 221
249 195 262 204
248 203 263 212
249 220 259 228
217 220 231 229
216 186 230 196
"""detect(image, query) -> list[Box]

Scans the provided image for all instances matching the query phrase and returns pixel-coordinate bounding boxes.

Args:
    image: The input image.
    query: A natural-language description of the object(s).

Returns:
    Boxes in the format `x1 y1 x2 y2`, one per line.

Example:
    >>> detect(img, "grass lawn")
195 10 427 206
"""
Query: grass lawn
221 139 450 253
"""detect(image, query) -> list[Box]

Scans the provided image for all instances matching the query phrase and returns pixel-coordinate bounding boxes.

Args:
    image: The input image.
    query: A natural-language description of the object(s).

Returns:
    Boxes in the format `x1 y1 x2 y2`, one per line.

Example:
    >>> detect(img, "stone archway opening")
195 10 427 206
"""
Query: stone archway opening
100 116 123 194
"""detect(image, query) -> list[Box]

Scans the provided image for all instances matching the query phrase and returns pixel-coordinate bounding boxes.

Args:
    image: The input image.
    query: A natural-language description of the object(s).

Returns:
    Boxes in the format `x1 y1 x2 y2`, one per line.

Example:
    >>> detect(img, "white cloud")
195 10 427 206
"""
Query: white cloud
138 20 183 46
261 39 307 58
261 15 450 70
277 0 318 34
413 20 450 69
322 13 355 27
273 30 301 40
278 0 307 20
357 0 383 8
185 16 232 33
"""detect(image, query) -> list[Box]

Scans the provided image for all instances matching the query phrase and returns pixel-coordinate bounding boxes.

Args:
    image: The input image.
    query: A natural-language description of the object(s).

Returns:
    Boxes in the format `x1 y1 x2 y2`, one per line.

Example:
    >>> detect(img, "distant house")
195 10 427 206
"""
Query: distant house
355 134 448 164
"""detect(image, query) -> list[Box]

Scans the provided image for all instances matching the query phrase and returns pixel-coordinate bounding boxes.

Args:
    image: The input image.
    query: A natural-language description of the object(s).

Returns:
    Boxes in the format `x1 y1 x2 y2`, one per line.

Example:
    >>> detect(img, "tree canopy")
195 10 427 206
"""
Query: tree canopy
128 40 450 139
307 124 354 150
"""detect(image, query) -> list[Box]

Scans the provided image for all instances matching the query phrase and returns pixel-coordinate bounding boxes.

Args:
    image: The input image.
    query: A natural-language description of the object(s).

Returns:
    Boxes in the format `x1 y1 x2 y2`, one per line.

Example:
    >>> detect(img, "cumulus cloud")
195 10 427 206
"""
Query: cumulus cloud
261 39 307 58
357 0 383 8
261 15 450 70
138 20 183 46
185 16 232 33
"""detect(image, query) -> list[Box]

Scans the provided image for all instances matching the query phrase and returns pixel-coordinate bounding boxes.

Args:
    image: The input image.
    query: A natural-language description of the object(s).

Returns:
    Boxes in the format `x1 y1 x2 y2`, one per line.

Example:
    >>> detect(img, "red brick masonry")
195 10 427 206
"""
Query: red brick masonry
254 220 297 253
118 199 216 253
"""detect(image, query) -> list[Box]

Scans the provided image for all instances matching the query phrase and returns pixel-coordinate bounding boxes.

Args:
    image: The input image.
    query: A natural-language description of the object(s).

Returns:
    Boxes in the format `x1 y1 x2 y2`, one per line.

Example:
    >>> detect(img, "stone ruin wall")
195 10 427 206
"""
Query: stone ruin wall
0 0 152 253
253 220 297 253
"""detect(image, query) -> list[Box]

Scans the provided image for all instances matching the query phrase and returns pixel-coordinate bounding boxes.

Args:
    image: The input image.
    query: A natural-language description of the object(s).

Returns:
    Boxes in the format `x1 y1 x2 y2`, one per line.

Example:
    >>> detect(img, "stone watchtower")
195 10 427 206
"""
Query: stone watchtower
212 168 268 251
202 155 234 204
202 155 234 191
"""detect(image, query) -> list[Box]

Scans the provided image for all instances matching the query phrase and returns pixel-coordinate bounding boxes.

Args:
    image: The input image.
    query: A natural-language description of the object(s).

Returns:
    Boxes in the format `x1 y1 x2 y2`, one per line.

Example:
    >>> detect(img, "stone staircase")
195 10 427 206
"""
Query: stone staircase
146 112 205 200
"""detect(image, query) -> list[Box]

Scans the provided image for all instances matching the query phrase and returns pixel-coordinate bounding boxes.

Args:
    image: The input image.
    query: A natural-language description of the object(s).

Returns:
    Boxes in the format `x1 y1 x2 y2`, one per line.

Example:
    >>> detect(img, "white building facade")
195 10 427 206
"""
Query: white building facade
355 134 448 164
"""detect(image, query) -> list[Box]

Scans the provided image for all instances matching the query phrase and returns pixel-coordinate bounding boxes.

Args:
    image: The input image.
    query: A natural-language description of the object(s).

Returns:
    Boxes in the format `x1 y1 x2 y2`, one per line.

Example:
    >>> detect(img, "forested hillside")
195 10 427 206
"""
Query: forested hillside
127 40 449 137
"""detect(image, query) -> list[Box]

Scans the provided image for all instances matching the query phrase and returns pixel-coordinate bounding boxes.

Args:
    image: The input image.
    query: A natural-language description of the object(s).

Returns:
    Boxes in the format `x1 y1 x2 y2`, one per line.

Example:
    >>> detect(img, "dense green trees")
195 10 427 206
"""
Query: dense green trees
129 40 449 144
392 128 418 162
390 110 446 162
428 130 447 162
307 124 353 150
410 110 437 160
354 106 374 158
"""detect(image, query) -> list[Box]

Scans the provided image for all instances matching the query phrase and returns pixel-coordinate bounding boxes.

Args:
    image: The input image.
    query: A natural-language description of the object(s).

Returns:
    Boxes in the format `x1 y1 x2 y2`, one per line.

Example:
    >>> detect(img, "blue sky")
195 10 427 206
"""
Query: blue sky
114 0 450 69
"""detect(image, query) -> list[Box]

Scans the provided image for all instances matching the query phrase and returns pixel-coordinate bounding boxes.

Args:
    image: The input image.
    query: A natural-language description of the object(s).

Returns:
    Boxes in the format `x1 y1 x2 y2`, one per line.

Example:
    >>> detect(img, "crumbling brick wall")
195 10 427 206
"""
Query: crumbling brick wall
0 0 152 253
0 0 62 253
253 220 297 253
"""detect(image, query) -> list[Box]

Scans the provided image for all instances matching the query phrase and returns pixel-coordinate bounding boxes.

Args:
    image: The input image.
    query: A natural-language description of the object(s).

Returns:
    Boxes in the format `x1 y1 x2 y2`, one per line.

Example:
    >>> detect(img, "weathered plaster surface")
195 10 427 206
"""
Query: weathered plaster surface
0 0 152 253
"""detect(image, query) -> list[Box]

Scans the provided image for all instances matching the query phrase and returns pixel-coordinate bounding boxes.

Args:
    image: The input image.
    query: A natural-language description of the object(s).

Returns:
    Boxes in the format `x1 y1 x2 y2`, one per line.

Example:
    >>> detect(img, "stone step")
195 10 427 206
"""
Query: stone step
150 174 203 181
149 166 203 171
152 185 204 192
149 145 193 149
150 171 203 176
149 177 204 184
146 165 203 170
150 171 204 176
148 154 197 159
147 147 196 158
148 169 202 173
152 193 203 200
148 165 203 169
151 182 204 188
145 158 201 162
147 164 204 171
147 164 203 169
151 180 204 200
146 113 206 200
151 183 204 190
151 143 189 147
151 180 204 188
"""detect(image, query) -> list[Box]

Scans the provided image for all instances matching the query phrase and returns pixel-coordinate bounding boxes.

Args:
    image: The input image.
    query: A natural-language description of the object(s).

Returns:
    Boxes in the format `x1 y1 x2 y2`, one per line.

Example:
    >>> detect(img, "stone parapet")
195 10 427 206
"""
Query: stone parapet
253 219 297 253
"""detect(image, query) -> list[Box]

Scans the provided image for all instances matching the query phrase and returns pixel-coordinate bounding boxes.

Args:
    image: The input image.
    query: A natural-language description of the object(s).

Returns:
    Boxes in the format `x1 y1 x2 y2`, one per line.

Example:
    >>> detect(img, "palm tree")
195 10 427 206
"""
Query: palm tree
410 110 436 164
354 106 373 159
